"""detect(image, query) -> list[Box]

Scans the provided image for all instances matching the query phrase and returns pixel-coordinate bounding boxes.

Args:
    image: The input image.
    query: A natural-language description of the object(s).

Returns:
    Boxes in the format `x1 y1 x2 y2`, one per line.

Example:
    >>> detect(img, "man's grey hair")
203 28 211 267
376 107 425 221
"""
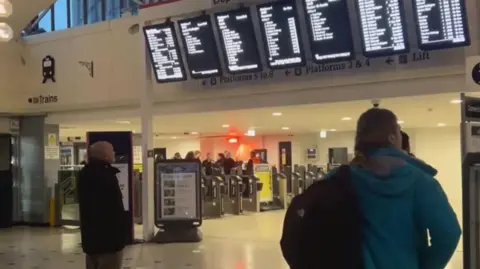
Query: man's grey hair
89 141 113 160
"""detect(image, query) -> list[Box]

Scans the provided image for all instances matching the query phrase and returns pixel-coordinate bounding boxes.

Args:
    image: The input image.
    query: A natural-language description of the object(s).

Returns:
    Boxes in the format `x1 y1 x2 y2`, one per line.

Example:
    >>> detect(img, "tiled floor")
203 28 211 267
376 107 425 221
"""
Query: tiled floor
0 211 464 269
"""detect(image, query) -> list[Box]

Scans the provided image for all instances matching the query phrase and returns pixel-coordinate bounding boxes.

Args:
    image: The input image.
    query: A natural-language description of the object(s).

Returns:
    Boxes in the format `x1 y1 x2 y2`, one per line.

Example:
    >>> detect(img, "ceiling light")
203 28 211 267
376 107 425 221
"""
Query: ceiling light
246 129 256 136
115 120 131 124
0 23 13 42
329 129 337 132
450 99 462 104
281 127 290 130
222 124 230 128
397 120 404 124
190 131 199 135
320 130 327 138
0 1 12 18
341 117 352 121
437 123 446 127
171 136 177 139
272 112 282 116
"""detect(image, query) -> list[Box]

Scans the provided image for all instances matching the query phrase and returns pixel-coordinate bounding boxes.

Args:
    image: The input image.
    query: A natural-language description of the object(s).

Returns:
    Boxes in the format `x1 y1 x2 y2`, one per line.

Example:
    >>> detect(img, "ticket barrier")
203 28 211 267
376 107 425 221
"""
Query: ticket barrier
242 175 263 212
271 166 288 209
292 165 306 196
222 175 244 215
202 175 224 219
305 171 318 190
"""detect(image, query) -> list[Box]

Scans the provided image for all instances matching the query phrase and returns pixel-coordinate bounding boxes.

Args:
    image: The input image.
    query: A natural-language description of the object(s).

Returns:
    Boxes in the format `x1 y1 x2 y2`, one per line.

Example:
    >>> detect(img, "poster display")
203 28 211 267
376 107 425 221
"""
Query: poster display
254 164 272 202
155 161 201 222
113 163 130 211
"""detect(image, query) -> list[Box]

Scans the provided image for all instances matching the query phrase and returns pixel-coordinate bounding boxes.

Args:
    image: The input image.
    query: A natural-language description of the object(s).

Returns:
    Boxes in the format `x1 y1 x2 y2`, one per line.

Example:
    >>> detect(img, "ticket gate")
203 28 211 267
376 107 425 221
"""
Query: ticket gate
222 175 244 215
292 165 306 196
242 175 263 212
271 166 288 209
202 175 224 219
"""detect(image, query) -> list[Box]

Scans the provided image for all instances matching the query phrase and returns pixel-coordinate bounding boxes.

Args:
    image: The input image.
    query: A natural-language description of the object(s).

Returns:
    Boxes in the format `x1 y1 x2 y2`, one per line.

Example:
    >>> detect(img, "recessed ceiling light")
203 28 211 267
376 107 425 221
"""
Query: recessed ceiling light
397 120 405 124
329 129 337 132
437 123 446 127
450 99 462 104
115 120 131 124
341 117 352 121
272 112 282 116
171 136 177 139
222 124 230 128
190 131 199 135
281 127 290 130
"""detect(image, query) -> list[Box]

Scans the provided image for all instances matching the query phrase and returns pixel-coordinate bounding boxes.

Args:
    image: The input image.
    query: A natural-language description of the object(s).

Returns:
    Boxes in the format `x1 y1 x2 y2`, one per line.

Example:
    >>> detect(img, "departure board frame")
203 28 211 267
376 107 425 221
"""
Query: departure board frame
177 15 223 79
256 0 306 69
143 22 187 83
301 0 355 63
411 0 470 51
355 0 410 58
214 7 263 75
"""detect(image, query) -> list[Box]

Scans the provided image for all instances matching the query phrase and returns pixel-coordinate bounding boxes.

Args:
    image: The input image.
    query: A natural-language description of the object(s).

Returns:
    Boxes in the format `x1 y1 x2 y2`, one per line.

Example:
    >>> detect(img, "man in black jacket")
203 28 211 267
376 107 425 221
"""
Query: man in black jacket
78 141 126 269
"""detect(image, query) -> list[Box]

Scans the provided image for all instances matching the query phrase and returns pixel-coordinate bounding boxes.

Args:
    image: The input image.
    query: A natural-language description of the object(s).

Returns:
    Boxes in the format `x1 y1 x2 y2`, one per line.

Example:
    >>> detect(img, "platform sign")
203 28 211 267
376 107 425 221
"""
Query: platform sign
154 159 202 226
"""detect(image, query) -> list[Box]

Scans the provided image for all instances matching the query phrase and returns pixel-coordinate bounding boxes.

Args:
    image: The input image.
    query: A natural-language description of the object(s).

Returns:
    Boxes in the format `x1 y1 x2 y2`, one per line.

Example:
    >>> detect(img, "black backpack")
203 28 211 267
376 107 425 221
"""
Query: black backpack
280 165 364 269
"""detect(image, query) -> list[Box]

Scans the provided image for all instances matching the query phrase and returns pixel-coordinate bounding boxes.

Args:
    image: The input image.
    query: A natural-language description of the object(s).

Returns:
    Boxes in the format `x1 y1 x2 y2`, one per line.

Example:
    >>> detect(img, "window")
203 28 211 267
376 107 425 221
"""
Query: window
54 0 68 31
106 0 120 20
70 0 84 27
87 0 102 24
38 9 53 32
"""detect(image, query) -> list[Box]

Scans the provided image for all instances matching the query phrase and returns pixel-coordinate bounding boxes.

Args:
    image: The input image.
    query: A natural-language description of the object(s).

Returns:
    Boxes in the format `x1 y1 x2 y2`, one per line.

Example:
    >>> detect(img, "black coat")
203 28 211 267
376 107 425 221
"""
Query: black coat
77 160 127 255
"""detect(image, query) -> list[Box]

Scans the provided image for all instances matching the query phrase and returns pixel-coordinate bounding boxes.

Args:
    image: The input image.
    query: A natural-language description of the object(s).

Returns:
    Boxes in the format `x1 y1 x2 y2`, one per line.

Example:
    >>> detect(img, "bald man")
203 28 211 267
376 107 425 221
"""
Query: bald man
78 141 126 269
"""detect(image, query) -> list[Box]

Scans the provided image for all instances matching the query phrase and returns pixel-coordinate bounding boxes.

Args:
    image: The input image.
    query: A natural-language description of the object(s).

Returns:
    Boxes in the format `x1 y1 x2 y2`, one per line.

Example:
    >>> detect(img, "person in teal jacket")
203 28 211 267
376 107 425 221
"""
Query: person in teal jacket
348 108 461 269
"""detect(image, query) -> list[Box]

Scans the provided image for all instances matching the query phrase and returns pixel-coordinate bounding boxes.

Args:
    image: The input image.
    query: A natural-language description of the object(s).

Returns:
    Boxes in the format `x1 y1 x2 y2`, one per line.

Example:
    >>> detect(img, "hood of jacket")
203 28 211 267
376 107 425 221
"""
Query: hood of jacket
350 147 437 197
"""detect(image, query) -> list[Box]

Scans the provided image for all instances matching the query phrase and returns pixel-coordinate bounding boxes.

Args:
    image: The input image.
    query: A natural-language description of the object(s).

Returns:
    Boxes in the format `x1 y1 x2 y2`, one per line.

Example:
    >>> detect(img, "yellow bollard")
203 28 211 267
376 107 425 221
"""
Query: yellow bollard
49 199 55 227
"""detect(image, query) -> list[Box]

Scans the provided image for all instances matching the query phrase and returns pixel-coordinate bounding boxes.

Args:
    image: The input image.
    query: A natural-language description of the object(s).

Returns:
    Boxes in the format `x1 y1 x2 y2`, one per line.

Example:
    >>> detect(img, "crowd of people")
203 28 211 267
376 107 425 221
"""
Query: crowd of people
76 107 460 269
170 150 250 175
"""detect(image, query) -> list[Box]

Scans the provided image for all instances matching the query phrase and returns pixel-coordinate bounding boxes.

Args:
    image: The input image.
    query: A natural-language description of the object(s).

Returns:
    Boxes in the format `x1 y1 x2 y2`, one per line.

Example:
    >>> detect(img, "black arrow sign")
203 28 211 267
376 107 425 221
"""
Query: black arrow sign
385 57 394 65
285 70 291 76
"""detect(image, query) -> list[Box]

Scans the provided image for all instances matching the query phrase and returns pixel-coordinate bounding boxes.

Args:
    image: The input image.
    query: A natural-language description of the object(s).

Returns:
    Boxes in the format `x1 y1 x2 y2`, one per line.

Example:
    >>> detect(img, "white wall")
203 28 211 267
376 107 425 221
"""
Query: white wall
1 0 476 116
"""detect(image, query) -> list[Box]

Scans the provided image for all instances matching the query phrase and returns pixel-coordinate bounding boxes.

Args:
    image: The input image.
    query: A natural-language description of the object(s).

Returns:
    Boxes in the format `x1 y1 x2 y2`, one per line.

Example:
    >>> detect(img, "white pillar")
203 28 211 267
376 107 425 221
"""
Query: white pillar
141 34 155 241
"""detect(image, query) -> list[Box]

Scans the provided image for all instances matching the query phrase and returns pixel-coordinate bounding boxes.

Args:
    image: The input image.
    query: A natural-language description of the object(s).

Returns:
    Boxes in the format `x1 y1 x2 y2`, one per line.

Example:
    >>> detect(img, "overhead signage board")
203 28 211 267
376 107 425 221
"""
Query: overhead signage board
302 0 354 63
355 0 409 57
412 0 470 50
257 1 305 69
214 7 262 74
178 15 222 79
143 22 187 83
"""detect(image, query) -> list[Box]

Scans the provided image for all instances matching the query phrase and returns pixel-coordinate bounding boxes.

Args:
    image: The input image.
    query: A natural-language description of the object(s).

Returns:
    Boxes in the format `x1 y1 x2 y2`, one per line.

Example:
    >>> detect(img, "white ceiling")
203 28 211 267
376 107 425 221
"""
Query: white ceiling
59 93 464 139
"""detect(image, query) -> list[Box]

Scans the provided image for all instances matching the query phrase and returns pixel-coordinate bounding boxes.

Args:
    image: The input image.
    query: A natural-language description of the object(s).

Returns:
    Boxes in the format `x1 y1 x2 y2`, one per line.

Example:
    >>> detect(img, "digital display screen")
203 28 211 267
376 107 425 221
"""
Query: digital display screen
356 0 409 57
257 1 305 68
214 8 262 74
143 23 186 83
178 15 222 78
413 0 470 50
303 0 354 63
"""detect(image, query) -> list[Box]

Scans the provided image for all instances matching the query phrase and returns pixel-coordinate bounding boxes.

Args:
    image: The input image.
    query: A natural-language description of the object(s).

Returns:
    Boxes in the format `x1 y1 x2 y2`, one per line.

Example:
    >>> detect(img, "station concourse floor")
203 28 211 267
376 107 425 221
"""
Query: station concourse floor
0 210 463 269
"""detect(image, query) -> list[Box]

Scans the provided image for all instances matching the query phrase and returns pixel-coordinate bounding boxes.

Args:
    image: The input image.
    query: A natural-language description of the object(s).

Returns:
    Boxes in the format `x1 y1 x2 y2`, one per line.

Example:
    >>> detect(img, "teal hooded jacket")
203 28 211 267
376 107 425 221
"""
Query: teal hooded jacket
342 147 461 269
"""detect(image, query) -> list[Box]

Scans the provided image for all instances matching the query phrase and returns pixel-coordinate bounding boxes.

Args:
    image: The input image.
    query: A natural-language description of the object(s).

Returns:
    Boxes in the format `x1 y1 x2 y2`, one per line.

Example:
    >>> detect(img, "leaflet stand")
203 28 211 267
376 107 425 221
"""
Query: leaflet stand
461 95 480 269
152 159 203 244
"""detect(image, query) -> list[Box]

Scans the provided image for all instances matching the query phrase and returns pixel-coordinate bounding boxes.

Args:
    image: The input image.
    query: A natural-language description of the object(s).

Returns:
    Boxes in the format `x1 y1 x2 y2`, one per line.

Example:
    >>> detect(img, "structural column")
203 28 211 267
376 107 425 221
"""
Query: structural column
141 33 155 241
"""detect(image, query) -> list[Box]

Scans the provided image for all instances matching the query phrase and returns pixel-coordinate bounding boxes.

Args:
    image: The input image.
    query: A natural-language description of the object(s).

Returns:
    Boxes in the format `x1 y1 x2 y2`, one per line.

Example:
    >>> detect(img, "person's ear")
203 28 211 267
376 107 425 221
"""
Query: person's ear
387 134 396 145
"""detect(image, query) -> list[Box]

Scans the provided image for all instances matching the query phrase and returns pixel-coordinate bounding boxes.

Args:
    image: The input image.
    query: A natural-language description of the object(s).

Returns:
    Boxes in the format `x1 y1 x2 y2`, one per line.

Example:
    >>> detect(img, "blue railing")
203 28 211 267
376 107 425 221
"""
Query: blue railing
23 0 139 36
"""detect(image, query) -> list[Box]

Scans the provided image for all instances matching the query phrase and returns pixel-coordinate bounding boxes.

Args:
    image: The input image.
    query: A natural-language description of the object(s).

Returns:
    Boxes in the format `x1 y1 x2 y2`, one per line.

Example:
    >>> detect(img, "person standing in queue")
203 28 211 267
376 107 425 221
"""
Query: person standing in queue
184 151 195 160
77 141 126 269
348 108 460 269
223 151 236 175
202 152 215 175
194 150 201 160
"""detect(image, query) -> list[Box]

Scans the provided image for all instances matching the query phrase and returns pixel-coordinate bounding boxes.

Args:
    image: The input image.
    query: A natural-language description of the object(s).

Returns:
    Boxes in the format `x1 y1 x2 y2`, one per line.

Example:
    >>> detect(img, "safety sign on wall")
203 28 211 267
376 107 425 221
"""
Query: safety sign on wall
45 133 60 160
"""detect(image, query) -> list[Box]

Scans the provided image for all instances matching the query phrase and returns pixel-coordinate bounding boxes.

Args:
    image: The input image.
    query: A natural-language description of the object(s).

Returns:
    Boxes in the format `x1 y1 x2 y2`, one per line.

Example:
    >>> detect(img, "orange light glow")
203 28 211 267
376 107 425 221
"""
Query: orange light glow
228 137 239 144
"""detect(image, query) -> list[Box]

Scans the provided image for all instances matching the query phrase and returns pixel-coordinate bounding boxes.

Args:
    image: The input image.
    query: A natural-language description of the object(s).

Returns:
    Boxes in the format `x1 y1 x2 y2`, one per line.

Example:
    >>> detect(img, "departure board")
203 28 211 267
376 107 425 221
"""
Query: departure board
178 15 222 78
143 23 186 83
303 0 354 63
356 0 409 57
413 0 470 50
214 8 262 74
257 1 305 69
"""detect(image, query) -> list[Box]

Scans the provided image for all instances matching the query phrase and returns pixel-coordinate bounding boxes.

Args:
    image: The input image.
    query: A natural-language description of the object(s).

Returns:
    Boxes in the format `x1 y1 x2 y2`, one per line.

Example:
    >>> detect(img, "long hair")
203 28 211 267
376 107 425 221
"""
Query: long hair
185 151 195 160
351 108 399 167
